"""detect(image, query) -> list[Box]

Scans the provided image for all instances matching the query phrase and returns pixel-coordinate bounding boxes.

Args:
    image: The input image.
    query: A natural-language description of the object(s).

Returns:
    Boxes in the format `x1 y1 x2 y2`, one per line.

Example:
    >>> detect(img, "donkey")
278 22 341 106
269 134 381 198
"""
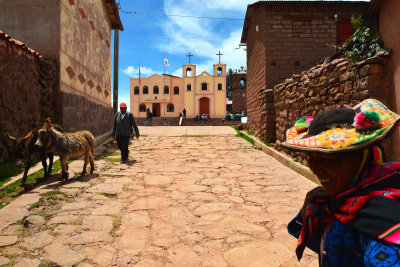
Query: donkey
6 123 64 187
36 120 95 180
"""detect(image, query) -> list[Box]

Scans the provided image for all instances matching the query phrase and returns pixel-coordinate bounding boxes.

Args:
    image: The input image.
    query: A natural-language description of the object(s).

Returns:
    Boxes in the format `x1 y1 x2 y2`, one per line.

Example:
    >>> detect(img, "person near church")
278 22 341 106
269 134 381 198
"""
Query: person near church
183 107 186 118
146 108 153 126
206 114 211 121
112 103 140 163
282 99 400 266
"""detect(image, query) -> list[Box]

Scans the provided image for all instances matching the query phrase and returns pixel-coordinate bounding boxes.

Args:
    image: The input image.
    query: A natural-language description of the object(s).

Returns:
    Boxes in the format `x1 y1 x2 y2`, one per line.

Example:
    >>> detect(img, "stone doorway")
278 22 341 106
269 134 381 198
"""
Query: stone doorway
199 97 209 115
152 103 161 117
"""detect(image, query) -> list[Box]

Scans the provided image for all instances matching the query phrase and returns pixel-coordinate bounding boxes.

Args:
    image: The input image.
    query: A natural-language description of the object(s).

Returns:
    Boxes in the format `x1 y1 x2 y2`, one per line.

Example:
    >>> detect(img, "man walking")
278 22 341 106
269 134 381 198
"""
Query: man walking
112 103 140 163
183 107 186 118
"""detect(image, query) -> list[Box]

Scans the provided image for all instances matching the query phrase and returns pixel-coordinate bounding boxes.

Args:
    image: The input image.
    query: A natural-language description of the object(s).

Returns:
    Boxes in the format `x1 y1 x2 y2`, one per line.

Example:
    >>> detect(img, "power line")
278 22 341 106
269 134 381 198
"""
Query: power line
127 30 240 39
120 10 244 21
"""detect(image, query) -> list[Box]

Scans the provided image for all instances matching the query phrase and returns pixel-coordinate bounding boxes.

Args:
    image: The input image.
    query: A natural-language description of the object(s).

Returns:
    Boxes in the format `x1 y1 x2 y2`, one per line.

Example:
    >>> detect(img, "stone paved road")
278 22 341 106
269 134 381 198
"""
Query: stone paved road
0 126 318 266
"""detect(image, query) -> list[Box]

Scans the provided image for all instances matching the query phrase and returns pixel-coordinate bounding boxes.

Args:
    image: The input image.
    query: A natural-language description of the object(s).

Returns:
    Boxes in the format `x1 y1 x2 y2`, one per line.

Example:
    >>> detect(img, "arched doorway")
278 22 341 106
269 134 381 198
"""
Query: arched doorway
199 97 209 115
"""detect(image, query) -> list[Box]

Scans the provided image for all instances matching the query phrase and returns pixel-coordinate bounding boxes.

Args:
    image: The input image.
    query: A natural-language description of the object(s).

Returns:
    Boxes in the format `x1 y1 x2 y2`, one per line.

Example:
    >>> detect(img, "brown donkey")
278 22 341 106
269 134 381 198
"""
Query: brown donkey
36 119 95 180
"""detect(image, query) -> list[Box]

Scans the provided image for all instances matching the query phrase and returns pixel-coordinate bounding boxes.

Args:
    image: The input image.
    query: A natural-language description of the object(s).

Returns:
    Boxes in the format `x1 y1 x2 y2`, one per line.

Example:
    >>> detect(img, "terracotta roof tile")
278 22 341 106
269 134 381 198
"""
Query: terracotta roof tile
0 30 42 57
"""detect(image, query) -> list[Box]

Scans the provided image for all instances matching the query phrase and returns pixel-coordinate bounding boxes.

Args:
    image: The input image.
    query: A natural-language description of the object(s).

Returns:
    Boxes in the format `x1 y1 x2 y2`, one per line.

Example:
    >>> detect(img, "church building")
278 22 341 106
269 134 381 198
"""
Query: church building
130 53 226 119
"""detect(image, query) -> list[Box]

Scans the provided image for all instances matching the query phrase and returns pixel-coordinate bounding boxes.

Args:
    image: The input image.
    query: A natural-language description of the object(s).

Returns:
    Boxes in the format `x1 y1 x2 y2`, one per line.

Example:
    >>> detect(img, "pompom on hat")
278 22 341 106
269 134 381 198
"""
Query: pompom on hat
281 99 400 153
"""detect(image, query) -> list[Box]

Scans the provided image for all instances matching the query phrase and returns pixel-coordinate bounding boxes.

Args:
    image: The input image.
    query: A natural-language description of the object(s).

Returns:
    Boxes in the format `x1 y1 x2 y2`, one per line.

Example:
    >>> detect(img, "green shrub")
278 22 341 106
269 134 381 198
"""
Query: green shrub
339 15 391 64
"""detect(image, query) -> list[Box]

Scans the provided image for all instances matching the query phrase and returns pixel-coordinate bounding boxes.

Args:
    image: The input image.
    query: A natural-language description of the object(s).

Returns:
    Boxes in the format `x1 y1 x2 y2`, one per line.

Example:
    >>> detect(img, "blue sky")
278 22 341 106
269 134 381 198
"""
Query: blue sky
111 0 370 111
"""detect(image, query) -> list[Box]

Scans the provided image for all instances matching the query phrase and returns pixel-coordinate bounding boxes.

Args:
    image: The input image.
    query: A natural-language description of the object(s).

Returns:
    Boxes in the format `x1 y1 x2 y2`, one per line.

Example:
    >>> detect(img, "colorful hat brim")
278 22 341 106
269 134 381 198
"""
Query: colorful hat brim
281 99 400 154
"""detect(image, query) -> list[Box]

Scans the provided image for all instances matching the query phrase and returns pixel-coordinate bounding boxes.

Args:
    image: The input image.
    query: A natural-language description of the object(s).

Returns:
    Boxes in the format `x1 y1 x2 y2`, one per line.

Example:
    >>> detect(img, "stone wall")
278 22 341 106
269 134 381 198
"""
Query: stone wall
0 31 60 136
273 52 392 158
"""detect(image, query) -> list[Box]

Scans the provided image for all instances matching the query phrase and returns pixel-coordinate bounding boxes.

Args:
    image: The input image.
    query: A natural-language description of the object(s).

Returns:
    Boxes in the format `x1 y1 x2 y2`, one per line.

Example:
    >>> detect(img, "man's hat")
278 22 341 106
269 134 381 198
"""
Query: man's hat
281 99 400 153
120 102 127 108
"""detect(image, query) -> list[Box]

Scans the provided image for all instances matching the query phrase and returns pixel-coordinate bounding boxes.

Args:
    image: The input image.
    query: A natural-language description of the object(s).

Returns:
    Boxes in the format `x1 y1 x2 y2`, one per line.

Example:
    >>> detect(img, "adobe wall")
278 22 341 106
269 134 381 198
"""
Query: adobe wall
379 0 400 160
245 2 366 137
0 0 60 59
273 52 392 159
0 32 60 136
60 0 114 135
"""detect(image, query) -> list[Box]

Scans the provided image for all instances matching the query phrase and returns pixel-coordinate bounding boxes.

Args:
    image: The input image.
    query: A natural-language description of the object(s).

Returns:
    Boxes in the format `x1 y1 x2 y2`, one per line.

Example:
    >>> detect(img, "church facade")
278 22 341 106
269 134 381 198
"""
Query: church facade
130 60 226 119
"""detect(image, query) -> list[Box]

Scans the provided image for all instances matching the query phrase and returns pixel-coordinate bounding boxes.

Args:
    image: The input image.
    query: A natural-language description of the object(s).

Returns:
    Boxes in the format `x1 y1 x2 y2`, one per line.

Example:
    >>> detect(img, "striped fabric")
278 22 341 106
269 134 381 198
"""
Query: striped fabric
296 161 400 260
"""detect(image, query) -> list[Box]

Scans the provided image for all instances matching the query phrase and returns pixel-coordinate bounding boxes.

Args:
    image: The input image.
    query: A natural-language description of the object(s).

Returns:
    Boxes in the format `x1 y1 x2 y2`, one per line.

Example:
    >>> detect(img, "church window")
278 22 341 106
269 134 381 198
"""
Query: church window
139 104 146 112
218 83 222 90
202 83 207 91
143 86 148 94
217 67 223 76
240 78 246 88
164 85 169 94
134 86 139 95
174 86 179 95
153 85 159 94
167 103 174 112
186 68 192 77
187 83 191 91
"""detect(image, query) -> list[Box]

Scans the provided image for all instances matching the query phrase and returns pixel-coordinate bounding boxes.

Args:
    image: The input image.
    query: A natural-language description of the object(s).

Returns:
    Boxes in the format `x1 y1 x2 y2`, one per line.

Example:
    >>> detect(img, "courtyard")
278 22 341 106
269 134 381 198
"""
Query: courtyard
0 126 318 266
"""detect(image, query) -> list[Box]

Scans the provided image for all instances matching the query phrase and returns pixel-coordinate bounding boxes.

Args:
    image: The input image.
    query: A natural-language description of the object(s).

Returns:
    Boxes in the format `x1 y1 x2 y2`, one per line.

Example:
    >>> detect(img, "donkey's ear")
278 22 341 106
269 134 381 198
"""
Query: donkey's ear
6 135 16 145
22 132 33 145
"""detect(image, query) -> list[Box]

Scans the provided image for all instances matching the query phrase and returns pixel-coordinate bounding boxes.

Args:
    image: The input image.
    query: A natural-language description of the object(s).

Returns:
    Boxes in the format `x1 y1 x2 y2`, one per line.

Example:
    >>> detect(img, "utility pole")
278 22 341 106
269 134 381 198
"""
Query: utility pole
113 29 119 114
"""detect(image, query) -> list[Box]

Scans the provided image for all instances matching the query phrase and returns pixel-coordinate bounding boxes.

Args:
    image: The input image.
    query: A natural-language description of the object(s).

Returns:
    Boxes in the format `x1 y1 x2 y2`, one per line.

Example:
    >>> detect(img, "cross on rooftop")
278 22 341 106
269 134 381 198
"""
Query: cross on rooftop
186 52 193 64
240 65 244 71
216 50 223 63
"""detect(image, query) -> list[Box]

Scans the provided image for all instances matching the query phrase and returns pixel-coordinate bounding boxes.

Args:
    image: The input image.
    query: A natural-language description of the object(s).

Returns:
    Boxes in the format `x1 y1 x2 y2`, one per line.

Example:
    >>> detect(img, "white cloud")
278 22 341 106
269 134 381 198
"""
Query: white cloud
158 0 252 73
122 66 161 78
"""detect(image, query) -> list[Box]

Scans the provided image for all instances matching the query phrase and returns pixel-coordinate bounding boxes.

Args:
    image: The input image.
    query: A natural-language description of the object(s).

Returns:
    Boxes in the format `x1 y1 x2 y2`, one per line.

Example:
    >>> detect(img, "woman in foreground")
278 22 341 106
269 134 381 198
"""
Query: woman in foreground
282 99 400 266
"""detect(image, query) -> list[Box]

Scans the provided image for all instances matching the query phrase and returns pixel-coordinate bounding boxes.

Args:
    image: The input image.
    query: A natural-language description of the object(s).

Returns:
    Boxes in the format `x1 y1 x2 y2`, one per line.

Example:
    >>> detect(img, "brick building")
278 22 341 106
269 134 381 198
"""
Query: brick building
240 0 368 134
231 69 247 115
0 0 123 138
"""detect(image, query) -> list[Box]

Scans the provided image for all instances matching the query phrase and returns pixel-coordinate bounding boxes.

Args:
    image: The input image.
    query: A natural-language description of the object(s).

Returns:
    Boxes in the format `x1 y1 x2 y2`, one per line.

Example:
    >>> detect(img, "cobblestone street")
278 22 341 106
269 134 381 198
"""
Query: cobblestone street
0 126 318 266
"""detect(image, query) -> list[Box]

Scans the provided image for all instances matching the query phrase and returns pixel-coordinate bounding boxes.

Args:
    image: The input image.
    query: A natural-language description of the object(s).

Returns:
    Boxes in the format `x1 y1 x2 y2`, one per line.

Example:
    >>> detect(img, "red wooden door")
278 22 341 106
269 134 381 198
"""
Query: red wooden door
152 103 160 117
337 22 354 45
199 97 209 115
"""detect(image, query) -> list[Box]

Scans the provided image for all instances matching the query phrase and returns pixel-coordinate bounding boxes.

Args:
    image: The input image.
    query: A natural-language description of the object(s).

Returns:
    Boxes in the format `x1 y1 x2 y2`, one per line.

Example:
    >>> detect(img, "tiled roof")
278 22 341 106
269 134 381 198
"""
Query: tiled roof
0 30 41 57
104 0 124 31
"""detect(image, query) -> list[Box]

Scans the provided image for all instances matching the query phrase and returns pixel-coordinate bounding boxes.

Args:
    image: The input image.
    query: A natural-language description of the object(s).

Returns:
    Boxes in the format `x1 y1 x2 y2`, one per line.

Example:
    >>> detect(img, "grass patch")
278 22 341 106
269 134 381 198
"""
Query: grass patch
258 147 262 151
98 192 115 198
0 162 24 188
235 131 255 146
104 157 120 163
111 214 122 231
247 130 254 135
39 259 58 267
40 190 66 200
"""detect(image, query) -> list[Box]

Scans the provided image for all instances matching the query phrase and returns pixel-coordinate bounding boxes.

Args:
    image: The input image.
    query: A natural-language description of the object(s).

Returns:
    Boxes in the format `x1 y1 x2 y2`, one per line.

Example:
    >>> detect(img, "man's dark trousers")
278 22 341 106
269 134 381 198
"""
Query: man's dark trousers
116 135 130 161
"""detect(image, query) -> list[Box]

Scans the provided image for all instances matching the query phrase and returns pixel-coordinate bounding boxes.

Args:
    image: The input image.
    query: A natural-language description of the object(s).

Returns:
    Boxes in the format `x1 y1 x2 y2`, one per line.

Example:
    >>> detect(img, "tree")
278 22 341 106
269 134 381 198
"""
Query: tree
226 68 233 100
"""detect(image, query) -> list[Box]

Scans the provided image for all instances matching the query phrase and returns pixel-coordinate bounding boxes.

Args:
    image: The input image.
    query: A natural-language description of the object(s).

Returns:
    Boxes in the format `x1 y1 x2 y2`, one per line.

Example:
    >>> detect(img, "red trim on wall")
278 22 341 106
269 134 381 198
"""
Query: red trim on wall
89 21 95 30
78 8 87 19
98 31 103 40
77 74 86 84
68 0 75 5
65 66 76 78
96 85 102 94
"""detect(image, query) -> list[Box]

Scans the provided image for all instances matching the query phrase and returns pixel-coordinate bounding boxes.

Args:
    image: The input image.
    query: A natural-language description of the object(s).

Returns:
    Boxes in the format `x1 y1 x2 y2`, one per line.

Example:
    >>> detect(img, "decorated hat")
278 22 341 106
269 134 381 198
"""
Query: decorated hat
119 102 127 108
281 99 400 153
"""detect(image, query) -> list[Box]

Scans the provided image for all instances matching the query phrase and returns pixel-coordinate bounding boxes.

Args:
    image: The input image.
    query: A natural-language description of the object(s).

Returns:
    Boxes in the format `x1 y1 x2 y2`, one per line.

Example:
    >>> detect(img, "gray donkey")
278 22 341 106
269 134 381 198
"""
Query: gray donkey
36 119 95 180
